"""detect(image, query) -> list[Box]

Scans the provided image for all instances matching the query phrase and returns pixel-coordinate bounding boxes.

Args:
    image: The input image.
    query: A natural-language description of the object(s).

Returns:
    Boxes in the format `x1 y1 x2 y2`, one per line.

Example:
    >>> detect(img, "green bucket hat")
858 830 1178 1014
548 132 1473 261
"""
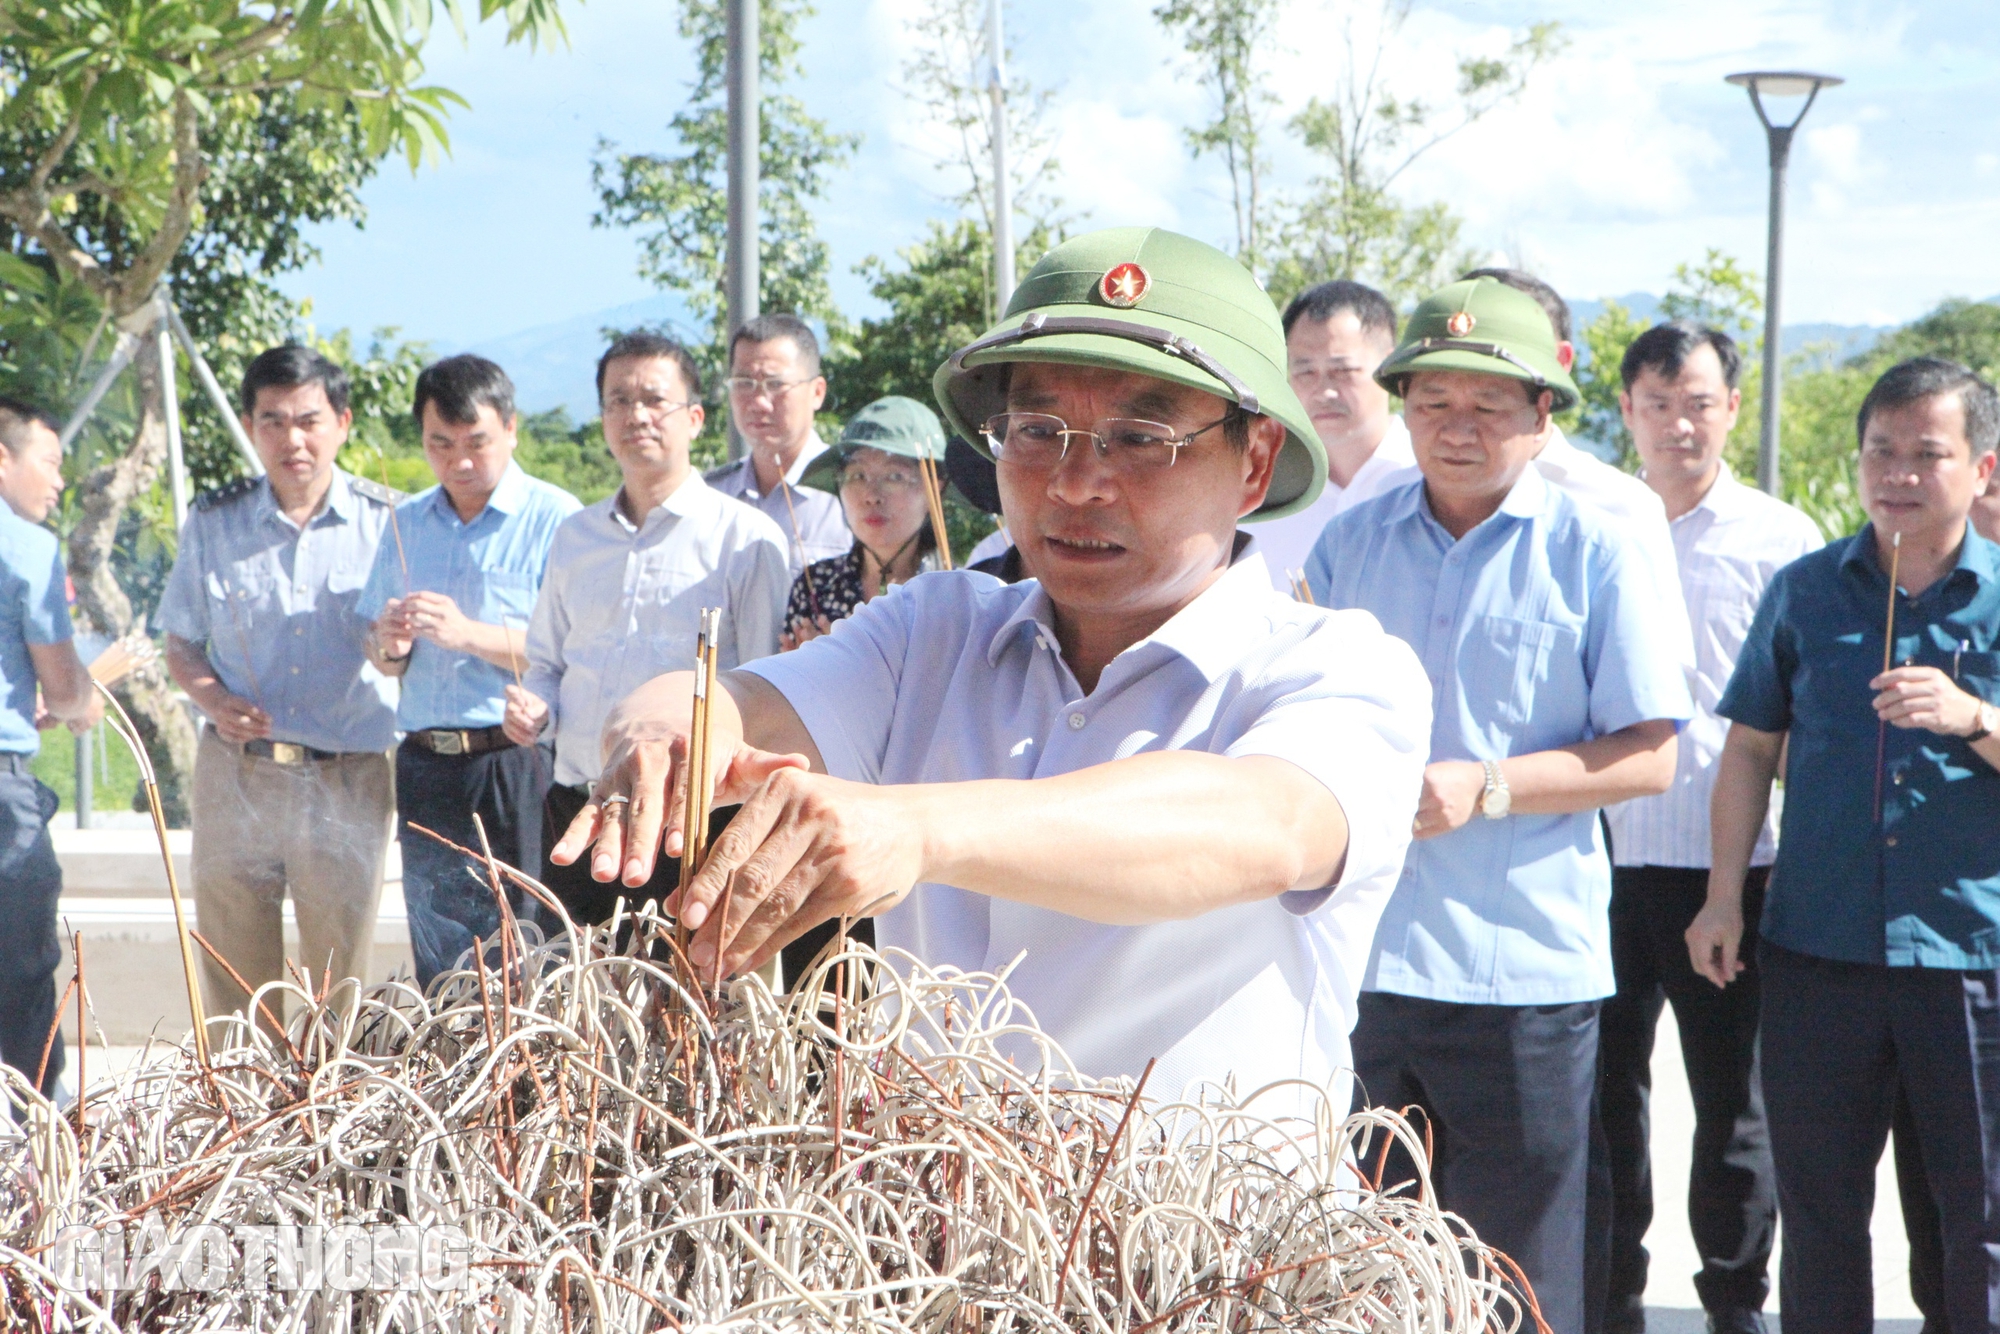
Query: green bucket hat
1374 277 1580 412
799 395 948 494
931 227 1325 520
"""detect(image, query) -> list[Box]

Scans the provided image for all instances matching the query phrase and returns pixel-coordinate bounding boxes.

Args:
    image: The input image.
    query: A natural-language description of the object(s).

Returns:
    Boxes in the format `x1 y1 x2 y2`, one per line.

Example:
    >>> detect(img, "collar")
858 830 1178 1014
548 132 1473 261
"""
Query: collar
256 473 352 531
984 534 1273 685
785 431 827 486
1402 459 1548 534
428 460 531 524
611 470 711 532
1841 521 2000 591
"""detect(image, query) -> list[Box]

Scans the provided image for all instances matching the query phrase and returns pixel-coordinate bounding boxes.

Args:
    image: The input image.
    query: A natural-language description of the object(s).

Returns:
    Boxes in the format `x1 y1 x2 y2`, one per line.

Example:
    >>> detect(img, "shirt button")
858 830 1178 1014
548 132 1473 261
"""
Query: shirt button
1885 836 1898 847
1893 771 1905 785
1067 712 1086 730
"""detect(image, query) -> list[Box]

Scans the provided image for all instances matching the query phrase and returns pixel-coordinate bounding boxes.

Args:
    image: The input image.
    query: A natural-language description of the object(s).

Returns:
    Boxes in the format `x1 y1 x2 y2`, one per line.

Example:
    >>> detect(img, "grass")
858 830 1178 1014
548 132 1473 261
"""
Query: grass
30 722 142 818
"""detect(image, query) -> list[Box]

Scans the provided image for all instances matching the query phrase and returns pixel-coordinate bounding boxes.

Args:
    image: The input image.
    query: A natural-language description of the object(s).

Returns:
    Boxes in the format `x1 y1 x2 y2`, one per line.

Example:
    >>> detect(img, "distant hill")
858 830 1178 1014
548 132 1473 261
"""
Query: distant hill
465 288 1902 420
1566 293 1890 367
458 293 703 417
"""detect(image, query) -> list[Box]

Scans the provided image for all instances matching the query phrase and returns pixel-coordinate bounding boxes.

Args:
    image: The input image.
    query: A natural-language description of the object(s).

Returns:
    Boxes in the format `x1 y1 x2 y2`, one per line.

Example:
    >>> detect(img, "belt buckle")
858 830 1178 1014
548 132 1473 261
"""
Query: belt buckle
434 730 467 756
269 741 307 766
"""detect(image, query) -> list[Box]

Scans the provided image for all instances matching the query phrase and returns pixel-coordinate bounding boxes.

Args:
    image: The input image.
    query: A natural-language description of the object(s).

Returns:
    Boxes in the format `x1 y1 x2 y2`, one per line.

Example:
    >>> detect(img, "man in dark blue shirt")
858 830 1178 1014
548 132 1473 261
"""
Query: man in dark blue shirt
1690 357 2000 1334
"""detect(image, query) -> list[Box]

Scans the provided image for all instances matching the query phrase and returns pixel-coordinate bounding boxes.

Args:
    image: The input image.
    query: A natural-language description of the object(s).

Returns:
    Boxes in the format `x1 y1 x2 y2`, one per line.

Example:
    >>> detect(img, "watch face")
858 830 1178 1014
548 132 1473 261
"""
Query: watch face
1482 786 1511 818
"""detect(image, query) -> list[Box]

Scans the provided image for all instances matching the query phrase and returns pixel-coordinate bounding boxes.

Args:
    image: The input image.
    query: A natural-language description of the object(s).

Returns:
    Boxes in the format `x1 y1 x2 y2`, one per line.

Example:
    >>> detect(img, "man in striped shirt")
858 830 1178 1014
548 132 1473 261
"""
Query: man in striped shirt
1599 322 1822 1334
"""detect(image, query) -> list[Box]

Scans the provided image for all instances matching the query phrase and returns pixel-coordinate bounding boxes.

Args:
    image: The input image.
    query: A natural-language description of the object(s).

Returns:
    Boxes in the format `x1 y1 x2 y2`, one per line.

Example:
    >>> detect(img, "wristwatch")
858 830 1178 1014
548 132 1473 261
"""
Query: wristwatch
1969 701 1999 744
1479 760 1512 819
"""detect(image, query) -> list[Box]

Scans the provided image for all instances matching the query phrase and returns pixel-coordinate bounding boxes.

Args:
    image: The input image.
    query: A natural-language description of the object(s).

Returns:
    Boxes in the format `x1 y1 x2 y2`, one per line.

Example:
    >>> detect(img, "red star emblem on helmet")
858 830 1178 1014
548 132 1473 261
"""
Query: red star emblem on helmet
1445 310 1476 336
1099 262 1150 308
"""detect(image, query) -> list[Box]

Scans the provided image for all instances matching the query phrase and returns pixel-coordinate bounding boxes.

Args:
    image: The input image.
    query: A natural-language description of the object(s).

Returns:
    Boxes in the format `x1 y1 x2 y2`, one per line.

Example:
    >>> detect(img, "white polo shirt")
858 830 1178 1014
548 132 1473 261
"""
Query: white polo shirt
741 547 1432 1108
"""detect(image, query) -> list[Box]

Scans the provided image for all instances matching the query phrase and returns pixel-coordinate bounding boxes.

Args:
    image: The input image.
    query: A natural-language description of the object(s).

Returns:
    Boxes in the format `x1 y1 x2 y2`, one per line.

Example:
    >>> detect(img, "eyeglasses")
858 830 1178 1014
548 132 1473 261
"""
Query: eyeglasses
603 392 696 419
839 466 924 493
724 376 815 402
980 412 1233 472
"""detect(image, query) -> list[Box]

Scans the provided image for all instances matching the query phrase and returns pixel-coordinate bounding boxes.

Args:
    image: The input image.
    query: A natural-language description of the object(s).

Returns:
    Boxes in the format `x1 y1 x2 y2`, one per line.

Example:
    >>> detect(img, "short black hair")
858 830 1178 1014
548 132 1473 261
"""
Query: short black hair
596 331 703 403
1856 357 2000 460
239 345 351 417
1281 280 1398 343
0 395 60 455
1620 320 1743 391
412 353 516 429
728 313 821 376
1461 266 1571 343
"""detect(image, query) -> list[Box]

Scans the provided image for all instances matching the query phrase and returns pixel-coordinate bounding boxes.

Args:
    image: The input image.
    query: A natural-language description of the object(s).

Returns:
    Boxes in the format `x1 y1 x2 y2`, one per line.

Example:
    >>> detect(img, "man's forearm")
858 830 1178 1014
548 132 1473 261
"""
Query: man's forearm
1501 720 1679 815
916 752 1349 926
165 635 231 714
1707 726 1782 905
453 620 528 673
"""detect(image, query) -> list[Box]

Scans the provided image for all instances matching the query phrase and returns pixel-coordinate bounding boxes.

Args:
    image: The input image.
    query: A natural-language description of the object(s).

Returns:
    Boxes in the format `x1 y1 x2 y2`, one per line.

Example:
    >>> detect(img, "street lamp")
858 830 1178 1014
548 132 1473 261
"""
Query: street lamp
1725 69 1843 496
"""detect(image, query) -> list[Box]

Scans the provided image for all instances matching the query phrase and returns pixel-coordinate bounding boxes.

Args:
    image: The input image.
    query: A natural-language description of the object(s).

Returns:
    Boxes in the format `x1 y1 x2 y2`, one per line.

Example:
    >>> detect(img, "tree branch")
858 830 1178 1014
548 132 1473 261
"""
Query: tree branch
118 91 206 314
26 70 100 199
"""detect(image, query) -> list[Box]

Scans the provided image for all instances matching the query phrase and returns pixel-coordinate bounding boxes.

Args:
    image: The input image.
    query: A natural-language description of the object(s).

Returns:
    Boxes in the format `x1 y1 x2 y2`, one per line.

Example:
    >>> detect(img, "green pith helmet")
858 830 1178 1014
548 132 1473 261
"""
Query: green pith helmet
799 395 948 494
931 227 1325 520
1374 277 1580 412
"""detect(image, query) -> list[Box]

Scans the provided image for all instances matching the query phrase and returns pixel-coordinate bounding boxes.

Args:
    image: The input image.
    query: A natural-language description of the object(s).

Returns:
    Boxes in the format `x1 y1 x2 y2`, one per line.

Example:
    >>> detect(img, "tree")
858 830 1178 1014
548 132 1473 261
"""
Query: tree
0 0 570 817
899 0 1064 301
592 0 858 382
1155 0 1280 274
1267 2 1563 307
1861 298 2000 380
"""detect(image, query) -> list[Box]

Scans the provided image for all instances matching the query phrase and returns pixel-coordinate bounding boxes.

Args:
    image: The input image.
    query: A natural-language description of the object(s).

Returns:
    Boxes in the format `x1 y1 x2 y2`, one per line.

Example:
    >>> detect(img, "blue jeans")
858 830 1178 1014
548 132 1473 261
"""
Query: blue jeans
0 763 64 1098
395 743 545 989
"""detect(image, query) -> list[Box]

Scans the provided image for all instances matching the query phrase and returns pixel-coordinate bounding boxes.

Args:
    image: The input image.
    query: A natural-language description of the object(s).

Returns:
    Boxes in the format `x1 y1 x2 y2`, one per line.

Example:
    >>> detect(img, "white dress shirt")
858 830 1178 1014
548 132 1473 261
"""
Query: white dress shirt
742 544 1433 1110
1534 428 1696 677
1252 417 1418 593
705 430 854 573
525 473 791 787
1605 465 1824 868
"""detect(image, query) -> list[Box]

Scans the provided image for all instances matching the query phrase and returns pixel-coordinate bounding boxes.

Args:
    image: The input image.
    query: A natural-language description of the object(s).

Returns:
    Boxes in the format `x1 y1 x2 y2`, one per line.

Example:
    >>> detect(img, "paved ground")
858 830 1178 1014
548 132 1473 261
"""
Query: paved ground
1641 1007 1922 1332
65 1009 1929 1331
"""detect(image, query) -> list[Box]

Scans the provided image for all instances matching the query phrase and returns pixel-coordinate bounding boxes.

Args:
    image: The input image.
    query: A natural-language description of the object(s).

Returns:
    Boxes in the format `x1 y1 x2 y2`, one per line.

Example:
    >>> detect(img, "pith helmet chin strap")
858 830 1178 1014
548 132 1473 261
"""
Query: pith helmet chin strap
948 313 1261 416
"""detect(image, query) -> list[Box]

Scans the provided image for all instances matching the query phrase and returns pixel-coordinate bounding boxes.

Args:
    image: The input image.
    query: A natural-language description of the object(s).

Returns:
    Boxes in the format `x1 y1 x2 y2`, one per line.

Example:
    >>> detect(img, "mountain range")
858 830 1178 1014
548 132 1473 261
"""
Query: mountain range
465 290 1894 419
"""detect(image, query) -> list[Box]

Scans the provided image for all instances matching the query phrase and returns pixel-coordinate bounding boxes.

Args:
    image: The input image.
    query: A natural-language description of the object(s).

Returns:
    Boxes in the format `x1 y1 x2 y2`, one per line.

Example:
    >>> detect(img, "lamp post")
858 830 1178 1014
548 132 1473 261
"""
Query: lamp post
986 0 1014 315
1725 69 1843 497
725 0 760 461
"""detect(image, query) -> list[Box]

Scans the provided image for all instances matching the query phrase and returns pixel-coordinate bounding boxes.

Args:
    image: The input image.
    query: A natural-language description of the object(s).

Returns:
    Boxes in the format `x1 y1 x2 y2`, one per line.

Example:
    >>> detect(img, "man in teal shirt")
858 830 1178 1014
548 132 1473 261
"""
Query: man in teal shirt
1691 357 2000 1333
0 398 102 1099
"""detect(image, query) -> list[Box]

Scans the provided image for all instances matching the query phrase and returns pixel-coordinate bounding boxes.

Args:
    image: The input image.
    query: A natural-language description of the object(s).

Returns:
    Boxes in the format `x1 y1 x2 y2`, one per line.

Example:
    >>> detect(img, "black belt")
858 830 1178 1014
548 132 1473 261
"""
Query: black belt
242 738 351 765
0 753 29 775
404 725 515 757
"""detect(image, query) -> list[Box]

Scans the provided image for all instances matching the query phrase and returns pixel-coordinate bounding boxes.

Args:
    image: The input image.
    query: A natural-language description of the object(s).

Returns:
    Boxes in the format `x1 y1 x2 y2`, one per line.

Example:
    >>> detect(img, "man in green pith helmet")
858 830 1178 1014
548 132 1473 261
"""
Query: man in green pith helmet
1307 276 1694 1334
551 226 1434 1113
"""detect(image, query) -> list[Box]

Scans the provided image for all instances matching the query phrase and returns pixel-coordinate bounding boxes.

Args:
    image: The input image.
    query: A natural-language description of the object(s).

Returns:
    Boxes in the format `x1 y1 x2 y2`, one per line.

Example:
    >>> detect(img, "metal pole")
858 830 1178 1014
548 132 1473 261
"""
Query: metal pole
75 725 92 831
1757 121 1792 497
57 334 140 452
986 0 1015 314
158 323 188 530
167 302 264 478
725 0 760 462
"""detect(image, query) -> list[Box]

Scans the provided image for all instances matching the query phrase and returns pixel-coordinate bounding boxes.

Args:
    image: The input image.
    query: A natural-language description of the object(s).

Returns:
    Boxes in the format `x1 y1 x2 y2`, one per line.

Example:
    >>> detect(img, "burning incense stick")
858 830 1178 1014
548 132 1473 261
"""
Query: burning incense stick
92 680 209 1065
917 452 954 570
86 632 158 686
378 449 410 591
1288 569 1316 605
1874 530 1902 824
678 609 720 951
777 478 824 621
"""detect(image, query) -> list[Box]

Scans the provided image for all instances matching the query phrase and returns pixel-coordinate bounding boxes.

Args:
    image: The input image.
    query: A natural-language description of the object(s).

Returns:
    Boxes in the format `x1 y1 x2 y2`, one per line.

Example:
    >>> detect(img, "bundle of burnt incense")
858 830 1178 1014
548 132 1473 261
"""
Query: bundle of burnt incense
917 453 955 570
85 633 158 687
0 868 1533 1334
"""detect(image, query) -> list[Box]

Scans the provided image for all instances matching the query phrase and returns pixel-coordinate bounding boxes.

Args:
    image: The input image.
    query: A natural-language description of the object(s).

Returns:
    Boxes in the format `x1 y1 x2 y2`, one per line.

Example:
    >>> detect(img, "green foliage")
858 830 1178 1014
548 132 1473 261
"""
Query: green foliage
591 0 858 382
515 410 623 504
1261 5 1562 306
1558 299 1647 462
1860 298 2000 380
1155 0 1280 272
31 722 142 820
1658 248 1761 341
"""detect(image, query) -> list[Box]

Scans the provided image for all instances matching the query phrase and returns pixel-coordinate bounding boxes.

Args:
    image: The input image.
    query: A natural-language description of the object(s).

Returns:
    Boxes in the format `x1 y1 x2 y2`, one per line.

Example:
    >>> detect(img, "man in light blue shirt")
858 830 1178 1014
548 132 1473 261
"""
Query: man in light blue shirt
0 398 101 1101
359 355 580 986
1309 278 1691 1334
160 347 403 1029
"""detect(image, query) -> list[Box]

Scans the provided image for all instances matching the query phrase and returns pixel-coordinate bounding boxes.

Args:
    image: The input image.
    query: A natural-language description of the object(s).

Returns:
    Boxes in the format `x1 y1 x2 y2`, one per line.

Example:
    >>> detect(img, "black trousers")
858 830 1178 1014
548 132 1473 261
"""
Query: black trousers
1353 991 1601 1334
396 742 546 989
1597 865 1774 1325
1759 940 2000 1334
0 767 63 1100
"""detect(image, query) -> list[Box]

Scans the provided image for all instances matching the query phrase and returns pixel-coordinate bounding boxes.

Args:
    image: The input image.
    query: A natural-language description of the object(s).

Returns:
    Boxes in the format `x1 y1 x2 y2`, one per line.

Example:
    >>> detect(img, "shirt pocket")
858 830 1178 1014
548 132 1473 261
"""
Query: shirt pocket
1462 615 1584 735
480 569 542 626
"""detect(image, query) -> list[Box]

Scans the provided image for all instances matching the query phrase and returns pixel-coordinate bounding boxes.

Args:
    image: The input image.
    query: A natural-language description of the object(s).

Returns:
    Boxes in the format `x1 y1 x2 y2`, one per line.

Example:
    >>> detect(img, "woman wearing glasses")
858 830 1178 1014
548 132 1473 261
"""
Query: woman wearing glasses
780 396 947 650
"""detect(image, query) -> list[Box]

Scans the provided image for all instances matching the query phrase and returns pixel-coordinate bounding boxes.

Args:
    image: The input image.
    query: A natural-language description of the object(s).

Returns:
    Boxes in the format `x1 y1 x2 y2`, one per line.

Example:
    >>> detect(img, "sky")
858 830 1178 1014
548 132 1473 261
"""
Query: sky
274 0 2000 353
